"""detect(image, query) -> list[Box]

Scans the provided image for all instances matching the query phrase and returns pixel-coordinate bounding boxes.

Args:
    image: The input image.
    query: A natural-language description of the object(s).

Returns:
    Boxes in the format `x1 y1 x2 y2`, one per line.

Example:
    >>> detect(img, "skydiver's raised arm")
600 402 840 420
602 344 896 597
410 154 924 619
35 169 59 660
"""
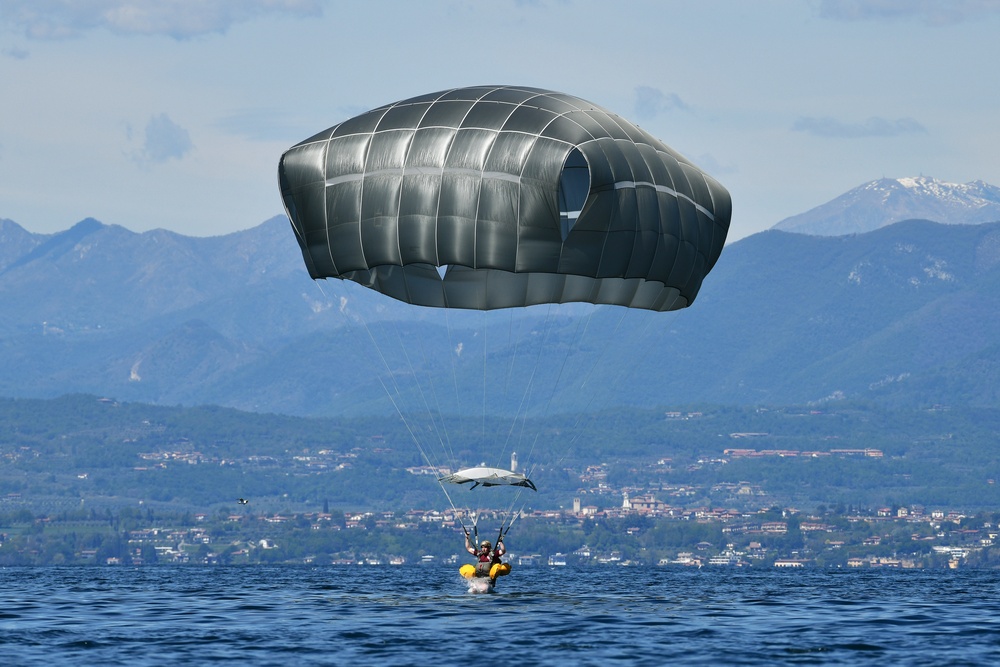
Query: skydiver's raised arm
464 530 476 555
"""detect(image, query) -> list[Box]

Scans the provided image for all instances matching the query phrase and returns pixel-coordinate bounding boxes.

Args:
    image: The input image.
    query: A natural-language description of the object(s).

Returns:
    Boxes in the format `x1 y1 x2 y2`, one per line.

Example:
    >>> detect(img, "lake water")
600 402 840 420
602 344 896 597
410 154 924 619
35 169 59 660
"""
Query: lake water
2 565 999 665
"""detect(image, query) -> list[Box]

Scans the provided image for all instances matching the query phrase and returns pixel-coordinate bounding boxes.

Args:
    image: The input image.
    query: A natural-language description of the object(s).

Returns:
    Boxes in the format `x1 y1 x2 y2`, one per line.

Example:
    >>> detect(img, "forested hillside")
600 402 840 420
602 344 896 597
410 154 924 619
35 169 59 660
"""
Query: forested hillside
3 395 1000 514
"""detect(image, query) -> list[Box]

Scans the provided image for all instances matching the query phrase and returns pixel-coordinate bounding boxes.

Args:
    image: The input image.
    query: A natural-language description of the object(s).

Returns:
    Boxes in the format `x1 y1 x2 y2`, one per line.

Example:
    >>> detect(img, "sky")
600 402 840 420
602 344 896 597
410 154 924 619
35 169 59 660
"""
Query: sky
2 0 999 243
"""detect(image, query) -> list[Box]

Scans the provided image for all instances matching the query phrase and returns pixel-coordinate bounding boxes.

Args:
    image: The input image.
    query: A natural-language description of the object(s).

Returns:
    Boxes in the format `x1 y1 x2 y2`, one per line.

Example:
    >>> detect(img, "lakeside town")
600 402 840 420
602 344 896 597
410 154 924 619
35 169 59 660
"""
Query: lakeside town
2 491 995 569
4 398 1000 568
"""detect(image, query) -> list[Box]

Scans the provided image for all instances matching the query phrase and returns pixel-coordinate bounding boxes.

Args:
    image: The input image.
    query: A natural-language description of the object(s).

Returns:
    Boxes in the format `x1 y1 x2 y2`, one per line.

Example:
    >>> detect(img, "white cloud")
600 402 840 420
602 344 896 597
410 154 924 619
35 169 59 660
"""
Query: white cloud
691 153 738 178
0 0 323 40
214 108 309 143
2 45 30 59
633 86 689 121
131 113 193 164
792 116 926 138
816 0 1000 25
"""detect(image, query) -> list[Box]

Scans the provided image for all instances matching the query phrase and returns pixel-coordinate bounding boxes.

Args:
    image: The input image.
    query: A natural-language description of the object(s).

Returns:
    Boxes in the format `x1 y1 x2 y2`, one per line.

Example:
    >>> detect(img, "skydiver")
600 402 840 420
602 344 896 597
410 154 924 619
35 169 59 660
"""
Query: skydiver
464 530 506 585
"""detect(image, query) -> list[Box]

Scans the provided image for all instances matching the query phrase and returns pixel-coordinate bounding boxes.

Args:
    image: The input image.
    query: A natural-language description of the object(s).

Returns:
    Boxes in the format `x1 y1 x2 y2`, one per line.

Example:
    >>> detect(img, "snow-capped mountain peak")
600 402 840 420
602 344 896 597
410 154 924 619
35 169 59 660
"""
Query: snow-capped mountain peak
772 176 1000 236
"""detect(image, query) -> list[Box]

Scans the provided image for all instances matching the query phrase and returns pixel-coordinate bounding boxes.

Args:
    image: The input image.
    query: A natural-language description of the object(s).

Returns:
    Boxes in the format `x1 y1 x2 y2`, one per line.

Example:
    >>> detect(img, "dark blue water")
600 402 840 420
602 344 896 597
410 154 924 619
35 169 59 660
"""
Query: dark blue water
2 565 999 665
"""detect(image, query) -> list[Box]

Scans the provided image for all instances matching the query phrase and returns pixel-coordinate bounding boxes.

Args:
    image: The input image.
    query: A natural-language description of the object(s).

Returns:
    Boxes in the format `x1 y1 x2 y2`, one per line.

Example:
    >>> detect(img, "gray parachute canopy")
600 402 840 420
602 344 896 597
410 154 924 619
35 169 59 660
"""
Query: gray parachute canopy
278 85 731 311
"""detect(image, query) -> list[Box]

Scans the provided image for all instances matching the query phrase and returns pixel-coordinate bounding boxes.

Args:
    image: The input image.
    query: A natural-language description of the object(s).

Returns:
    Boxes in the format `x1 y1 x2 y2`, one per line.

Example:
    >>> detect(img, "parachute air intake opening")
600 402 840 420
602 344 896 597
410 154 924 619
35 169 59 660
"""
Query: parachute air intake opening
558 148 589 241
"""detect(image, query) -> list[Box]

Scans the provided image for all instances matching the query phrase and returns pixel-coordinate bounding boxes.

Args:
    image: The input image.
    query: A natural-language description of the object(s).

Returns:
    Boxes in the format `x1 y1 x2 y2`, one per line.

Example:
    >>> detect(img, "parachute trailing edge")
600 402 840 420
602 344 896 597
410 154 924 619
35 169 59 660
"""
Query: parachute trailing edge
278 85 731 312
439 466 537 491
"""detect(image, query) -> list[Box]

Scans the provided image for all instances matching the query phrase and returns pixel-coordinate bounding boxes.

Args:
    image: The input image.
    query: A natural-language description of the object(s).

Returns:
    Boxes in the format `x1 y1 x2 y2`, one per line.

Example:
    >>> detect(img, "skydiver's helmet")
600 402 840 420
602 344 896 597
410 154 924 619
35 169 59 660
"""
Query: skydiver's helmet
480 540 492 550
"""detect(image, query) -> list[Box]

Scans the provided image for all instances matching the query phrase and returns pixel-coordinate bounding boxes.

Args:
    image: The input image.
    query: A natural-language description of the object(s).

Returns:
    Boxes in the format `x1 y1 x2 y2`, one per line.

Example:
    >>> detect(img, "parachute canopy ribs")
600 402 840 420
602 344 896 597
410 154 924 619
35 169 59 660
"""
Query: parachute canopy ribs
278 85 731 312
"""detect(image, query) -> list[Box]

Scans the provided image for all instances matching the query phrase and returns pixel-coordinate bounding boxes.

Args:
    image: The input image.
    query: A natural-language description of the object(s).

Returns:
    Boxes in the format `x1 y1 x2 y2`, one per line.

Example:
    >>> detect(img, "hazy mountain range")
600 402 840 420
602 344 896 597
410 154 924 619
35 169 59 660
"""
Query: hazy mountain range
3 176 1000 416
772 176 1000 236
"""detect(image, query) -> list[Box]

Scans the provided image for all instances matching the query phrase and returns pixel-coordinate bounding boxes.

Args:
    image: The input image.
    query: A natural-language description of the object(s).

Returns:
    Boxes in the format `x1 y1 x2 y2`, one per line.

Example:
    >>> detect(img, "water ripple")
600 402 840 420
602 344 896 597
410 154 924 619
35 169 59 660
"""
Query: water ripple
3 566 1000 665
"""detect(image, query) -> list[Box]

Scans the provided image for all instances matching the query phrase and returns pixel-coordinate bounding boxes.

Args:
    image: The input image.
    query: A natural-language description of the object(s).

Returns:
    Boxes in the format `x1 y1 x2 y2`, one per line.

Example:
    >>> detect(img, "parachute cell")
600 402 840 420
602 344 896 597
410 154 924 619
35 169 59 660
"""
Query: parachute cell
278 85 731 312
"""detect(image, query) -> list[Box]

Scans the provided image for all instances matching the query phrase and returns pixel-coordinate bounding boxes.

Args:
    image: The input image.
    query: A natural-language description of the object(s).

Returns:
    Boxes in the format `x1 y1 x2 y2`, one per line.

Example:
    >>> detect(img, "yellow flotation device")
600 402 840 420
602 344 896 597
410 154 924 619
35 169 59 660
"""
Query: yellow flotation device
460 562 512 580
